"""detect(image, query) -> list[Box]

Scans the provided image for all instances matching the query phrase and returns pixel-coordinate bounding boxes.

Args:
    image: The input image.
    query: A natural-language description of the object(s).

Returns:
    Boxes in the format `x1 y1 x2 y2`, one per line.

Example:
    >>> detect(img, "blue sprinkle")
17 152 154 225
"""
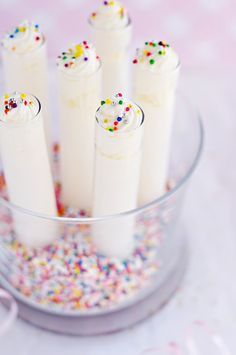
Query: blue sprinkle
15 28 19 33
9 34 14 38
117 116 122 122
35 24 39 29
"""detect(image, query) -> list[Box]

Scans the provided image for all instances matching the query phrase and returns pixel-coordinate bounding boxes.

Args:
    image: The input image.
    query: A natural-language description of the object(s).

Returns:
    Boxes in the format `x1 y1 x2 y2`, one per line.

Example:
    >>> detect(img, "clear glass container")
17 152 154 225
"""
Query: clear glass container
0 92 203 335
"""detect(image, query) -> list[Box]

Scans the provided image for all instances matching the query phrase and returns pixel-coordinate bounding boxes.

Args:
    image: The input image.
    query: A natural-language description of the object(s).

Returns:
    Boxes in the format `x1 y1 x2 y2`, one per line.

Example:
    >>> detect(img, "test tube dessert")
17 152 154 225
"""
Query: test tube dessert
57 41 101 210
133 41 180 205
1 20 51 154
92 93 144 258
88 1 132 97
0 93 58 247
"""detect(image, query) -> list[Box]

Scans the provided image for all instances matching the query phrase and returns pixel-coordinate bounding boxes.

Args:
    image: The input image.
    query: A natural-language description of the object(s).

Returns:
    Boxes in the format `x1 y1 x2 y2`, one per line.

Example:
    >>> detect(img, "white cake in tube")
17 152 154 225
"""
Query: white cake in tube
1 20 51 154
57 41 101 210
0 93 57 247
92 93 144 258
89 1 132 97
133 41 180 205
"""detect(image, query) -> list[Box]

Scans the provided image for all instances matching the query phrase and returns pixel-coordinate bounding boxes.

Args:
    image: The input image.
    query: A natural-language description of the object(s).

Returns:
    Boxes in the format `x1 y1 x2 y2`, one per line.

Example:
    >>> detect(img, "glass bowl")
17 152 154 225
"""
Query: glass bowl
0 92 203 335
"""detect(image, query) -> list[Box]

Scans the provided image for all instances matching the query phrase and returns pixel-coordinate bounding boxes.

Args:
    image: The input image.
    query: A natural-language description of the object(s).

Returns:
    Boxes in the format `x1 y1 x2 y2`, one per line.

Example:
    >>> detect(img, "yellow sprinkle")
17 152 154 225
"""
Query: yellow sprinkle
120 6 124 16
19 27 26 33
73 289 82 297
109 1 115 5
20 94 26 99
4 94 9 99
137 109 141 114
128 104 132 108
74 44 83 58
103 119 108 123
105 99 111 105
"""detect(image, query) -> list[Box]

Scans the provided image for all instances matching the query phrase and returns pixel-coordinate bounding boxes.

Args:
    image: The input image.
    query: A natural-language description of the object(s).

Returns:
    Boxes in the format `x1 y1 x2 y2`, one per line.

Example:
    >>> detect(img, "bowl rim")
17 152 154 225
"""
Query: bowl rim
0 93 204 224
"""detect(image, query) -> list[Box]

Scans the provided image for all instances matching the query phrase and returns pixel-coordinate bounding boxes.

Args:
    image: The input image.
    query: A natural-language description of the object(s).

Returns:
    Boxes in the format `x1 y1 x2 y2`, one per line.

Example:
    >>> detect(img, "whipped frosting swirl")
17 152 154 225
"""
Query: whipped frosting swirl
89 1 129 30
1 20 44 54
96 93 143 133
0 93 40 124
133 40 179 73
57 41 100 76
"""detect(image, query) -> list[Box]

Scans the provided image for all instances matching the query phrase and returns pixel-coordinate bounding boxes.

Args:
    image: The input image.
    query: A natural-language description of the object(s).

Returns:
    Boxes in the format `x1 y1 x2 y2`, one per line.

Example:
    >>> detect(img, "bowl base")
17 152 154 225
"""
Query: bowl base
1 242 187 336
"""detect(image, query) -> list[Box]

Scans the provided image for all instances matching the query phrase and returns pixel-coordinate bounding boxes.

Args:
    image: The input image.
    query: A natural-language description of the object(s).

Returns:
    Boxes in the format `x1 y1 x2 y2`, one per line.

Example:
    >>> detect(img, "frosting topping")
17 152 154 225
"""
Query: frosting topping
1 20 44 54
133 41 179 73
0 93 40 124
57 41 100 76
89 1 129 30
96 93 143 133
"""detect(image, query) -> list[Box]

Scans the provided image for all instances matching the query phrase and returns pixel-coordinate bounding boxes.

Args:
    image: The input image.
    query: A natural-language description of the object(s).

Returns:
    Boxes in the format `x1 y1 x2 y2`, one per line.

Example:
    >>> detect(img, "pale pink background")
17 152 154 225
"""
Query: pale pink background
0 0 236 68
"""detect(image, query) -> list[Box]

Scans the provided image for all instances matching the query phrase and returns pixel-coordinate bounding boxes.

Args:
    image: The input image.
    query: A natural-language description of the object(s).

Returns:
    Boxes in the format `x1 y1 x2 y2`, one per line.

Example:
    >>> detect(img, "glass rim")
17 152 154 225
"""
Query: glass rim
57 57 102 79
87 16 132 32
0 93 204 223
2 35 46 56
134 55 181 75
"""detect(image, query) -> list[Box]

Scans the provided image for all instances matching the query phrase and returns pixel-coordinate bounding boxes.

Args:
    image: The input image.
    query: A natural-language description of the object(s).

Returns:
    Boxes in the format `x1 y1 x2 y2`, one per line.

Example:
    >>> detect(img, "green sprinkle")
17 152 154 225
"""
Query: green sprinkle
145 41 148 45
109 128 113 132
101 100 106 105
63 56 67 60
149 59 155 65
158 50 162 55
152 42 157 47
118 100 123 105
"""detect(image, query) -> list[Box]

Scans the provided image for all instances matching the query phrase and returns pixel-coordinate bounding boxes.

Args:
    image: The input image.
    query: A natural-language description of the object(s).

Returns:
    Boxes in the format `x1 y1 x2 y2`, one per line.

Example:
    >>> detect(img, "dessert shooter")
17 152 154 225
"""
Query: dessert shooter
0 93 58 248
1 20 51 154
57 41 101 210
92 93 144 258
133 41 180 205
88 1 132 97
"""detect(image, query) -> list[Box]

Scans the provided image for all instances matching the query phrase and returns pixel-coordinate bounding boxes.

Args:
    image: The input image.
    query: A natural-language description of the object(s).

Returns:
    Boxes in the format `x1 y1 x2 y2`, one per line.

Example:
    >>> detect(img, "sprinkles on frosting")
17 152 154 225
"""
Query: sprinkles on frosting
57 41 100 75
133 40 177 67
89 1 129 30
97 93 142 132
0 93 39 124
1 20 44 53
2 93 33 116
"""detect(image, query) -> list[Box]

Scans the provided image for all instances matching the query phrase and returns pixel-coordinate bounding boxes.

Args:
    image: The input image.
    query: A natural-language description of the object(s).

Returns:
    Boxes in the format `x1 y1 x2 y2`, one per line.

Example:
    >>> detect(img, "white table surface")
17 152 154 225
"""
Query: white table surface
0 69 235 354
